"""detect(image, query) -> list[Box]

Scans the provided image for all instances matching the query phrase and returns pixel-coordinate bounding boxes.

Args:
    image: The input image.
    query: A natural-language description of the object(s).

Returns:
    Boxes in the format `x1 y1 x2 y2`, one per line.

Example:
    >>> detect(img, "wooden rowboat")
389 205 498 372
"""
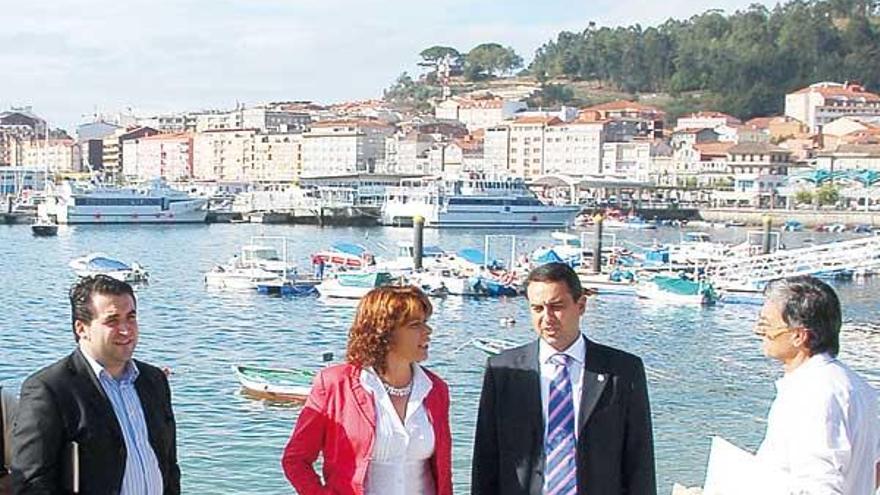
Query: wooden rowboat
233 365 314 402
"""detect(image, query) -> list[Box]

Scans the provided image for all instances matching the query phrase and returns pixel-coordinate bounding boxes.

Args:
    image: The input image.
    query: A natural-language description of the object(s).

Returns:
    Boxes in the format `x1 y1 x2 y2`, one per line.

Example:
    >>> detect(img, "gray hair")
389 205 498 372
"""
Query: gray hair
763 276 841 357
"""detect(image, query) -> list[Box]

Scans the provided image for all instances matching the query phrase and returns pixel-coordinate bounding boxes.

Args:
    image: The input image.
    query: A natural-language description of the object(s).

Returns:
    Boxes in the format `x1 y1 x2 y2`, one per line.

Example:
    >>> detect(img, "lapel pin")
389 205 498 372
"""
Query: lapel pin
597 374 605 382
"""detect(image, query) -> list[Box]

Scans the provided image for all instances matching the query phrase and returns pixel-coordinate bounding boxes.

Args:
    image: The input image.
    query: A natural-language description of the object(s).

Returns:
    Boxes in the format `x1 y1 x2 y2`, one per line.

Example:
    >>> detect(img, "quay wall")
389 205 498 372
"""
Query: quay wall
697 209 880 227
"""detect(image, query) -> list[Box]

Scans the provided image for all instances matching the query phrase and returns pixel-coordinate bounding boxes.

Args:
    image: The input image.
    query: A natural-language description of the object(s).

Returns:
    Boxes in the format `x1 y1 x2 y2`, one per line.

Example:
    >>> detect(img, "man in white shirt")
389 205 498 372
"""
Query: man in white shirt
754 275 880 495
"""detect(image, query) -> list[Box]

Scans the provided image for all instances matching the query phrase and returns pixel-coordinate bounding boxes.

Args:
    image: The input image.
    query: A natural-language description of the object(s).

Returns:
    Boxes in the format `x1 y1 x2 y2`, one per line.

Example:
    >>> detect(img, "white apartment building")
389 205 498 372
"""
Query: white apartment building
785 82 880 133
483 125 511 175
544 120 605 176
193 107 310 133
434 97 527 131
602 141 652 182
507 117 555 178
301 120 394 176
122 133 193 180
815 144 880 171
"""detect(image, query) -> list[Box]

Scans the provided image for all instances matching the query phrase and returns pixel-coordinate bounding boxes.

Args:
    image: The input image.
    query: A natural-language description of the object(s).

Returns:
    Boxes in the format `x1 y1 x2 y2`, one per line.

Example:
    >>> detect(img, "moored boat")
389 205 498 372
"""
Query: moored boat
31 216 58 236
69 253 149 283
233 365 314 402
636 275 717 305
316 271 398 299
472 337 521 355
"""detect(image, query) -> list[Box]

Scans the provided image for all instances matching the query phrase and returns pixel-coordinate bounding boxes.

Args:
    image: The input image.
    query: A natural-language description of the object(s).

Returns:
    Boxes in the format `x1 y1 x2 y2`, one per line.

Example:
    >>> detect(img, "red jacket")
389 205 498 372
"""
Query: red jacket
281 363 452 495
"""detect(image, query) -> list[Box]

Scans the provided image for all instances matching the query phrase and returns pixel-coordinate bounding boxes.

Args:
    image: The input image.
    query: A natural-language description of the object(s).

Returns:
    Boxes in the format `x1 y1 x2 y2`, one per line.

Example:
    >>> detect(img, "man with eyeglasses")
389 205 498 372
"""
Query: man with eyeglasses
754 276 879 494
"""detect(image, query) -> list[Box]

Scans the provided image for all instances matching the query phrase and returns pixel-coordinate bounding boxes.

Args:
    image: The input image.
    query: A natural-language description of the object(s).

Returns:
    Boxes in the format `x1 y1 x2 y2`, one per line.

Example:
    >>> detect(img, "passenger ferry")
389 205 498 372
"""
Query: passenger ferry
381 176 581 228
41 179 208 224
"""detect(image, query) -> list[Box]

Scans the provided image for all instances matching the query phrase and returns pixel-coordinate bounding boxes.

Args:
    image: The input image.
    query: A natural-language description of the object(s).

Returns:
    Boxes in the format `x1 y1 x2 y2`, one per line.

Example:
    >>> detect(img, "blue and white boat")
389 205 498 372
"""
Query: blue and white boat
42 179 207 224
69 253 149 283
381 176 580 228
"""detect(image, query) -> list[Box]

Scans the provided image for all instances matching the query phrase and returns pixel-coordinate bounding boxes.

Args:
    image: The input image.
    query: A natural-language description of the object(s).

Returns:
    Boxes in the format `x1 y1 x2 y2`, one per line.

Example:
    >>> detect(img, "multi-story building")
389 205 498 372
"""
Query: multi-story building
815 144 880 172
601 140 657 182
0 108 48 139
193 107 310 133
506 116 557 178
580 100 664 138
20 138 78 172
434 96 527 131
136 113 197 133
192 129 302 182
483 125 511 175
122 133 194 180
785 82 880 133
675 111 742 131
301 120 394 176
544 120 605 176
713 142 795 207
103 127 159 178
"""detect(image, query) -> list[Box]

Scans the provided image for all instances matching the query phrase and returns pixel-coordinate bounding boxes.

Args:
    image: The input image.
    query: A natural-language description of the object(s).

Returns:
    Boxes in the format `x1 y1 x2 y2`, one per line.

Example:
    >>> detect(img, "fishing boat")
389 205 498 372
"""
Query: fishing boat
233 365 314 402
206 238 302 291
636 275 717 305
69 253 149 283
311 242 375 269
472 338 521 355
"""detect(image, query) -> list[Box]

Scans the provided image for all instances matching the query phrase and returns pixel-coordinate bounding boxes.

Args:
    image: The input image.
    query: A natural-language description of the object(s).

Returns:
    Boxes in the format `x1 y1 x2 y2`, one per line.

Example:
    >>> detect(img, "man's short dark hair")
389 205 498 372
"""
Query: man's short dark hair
764 275 841 357
526 263 584 301
69 275 136 342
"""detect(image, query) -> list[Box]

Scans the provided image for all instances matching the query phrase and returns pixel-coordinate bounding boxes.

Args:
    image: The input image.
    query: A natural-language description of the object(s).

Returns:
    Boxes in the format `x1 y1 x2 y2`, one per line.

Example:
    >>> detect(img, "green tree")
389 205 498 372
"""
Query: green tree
794 189 814 204
464 43 523 80
383 72 440 112
816 184 840 206
418 46 462 74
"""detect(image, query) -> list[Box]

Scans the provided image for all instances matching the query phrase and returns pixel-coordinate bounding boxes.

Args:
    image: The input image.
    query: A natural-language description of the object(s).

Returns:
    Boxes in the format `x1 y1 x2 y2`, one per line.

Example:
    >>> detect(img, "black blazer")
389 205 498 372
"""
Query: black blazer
471 337 656 495
11 349 180 495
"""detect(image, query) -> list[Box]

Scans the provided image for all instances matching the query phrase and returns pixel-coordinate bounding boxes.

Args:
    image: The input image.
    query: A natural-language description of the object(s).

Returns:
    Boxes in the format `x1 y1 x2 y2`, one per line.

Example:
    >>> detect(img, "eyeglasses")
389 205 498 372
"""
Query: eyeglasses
753 321 800 340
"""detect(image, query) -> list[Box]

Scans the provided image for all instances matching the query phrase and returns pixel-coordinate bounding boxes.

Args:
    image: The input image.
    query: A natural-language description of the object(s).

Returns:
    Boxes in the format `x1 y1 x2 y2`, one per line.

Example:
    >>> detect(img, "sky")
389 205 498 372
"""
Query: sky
1 0 780 131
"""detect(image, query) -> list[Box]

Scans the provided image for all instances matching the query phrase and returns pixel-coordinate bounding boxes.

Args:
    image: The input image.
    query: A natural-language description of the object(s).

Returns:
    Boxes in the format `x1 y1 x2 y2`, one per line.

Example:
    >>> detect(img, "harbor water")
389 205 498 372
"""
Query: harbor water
1 223 878 494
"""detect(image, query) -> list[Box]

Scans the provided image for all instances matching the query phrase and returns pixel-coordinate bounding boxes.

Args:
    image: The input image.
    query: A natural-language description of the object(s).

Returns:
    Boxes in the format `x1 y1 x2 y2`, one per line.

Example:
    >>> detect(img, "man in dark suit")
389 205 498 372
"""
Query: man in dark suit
472 262 656 495
11 275 180 495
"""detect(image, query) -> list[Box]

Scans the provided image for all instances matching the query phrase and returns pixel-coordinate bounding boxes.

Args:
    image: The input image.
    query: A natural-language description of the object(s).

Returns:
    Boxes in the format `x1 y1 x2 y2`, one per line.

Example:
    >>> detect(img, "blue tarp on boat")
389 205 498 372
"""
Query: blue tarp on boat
337 272 393 288
531 249 564 265
457 248 486 265
88 257 131 271
331 242 367 256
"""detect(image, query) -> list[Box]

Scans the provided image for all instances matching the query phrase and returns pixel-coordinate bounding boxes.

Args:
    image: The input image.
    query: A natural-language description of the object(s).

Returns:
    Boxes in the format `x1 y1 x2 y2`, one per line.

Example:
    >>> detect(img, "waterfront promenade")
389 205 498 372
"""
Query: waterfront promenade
0 223 877 493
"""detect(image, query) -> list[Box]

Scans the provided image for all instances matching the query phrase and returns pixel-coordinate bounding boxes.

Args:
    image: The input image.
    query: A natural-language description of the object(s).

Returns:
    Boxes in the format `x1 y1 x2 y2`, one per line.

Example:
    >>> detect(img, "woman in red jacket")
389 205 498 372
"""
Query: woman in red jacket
282 285 452 495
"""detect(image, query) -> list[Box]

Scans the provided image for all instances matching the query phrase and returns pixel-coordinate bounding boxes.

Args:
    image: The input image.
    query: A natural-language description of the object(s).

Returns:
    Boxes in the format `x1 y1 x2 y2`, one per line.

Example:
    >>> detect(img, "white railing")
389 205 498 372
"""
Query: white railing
706 236 880 287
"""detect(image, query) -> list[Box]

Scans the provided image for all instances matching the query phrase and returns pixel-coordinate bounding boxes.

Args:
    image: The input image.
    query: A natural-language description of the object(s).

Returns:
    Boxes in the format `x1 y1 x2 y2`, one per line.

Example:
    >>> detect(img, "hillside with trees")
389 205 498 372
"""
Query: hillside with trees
385 0 880 121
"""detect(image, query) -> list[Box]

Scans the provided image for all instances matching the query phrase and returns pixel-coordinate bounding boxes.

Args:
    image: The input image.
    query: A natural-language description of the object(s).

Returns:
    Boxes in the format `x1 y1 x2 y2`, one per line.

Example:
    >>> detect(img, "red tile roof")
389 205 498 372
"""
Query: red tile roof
791 82 880 102
694 141 734 157
512 116 562 125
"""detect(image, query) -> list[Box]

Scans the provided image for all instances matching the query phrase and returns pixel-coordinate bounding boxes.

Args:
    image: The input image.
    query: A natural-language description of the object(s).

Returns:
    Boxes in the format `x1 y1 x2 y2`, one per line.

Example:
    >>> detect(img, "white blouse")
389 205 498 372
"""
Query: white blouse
360 365 436 495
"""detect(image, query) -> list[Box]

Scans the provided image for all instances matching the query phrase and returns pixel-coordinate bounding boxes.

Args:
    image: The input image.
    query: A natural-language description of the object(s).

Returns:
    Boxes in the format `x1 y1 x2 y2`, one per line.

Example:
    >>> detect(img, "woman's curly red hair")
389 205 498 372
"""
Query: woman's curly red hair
346 285 432 373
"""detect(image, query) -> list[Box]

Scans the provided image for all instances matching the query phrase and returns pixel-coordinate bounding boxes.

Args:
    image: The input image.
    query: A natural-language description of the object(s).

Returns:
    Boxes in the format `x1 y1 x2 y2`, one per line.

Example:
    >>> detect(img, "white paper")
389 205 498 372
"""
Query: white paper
703 436 794 495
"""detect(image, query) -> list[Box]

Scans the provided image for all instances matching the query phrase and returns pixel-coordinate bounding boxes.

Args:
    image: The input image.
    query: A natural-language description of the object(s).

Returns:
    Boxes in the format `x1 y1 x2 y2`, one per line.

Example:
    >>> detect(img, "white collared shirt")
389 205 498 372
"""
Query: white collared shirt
757 353 880 495
539 334 586 439
360 365 436 495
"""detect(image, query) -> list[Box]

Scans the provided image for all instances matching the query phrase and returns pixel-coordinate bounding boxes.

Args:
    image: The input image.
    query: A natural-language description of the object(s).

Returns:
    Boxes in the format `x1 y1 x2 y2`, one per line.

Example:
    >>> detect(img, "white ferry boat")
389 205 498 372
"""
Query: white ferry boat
41 179 208 224
381 176 581 228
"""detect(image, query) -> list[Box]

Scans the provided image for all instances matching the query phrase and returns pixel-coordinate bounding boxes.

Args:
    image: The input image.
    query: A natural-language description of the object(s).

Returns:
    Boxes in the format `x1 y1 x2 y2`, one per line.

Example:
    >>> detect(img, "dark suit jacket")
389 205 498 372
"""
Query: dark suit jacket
11 349 180 495
472 337 656 495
